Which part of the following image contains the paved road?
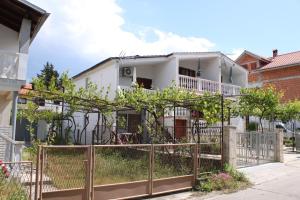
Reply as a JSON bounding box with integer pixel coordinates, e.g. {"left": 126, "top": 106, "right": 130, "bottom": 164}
{"left": 151, "top": 152, "right": 300, "bottom": 200}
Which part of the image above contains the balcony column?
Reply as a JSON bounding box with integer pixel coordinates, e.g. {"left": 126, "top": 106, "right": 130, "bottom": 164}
{"left": 219, "top": 57, "right": 222, "bottom": 94}
{"left": 10, "top": 91, "right": 18, "bottom": 161}
{"left": 132, "top": 67, "right": 137, "bottom": 84}
{"left": 18, "top": 18, "right": 31, "bottom": 80}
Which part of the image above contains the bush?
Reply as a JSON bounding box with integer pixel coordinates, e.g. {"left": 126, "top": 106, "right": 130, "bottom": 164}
{"left": 199, "top": 164, "right": 250, "bottom": 192}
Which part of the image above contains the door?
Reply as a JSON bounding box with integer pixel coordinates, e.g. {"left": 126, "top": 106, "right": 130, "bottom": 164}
{"left": 175, "top": 119, "right": 187, "bottom": 139}
{"left": 128, "top": 114, "right": 141, "bottom": 133}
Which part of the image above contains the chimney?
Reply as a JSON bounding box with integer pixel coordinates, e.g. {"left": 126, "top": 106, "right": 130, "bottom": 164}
{"left": 273, "top": 49, "right": 278, "bottom": 57}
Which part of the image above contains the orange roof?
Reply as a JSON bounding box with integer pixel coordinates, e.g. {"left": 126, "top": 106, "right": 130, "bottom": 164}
{"left": 260, "top": 51, "right": 300, "bottom": 70}
{"left": 19, "top": 84, "right": 32, "bottom": 95}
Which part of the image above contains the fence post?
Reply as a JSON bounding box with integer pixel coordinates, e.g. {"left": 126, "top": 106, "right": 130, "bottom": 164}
{"left": 275, "top": 129, "right": 284, "bottom": 162}
{"left": 193, "top": 143, "right": 198, "bottom": 186}
{"left": 149, "top": 144, "right": 154, "bottom": 195}
{"left": 34, "top": 145, "right": 41, "bottom": 200}
{"left": 222, "top": 126, "right": 237, "bottom": 168}
{"left": 85, "top": 146, "right": 93, "bottom": 200}
{"left": 256, "top": 132, "right": 260, "bottom": 165}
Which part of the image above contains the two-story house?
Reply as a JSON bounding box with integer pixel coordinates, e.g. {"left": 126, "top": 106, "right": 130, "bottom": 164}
{"left": 0, "top": 0, "right": 48, "bottom": 161}
{"left": 72, "top": 52, "right": 248, "bottom": 144}
{"left": 236, "top": 49, "right": 300, "bottom": 102}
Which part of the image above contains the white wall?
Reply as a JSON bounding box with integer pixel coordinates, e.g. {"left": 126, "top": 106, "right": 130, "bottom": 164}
{"left": 74, "top": 60, "right": 118, "bottom": 100}
{"left": 200, "top": 58, "right": 220, "bottom": 82}
{"left": 0, "top": 24, "right": 19, "bottom": 52}
{"left": 154, "top": 57, "right": 177, "bottom": 89}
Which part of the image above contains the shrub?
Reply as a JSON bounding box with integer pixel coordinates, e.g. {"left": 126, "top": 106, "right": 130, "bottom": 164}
{"left": 199, "top": 164, "right": 250, "bottom": 192}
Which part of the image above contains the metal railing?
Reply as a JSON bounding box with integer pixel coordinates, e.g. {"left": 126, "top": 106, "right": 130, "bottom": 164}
{"left": 236, "top": 131, "right": 275, "bottom": 168}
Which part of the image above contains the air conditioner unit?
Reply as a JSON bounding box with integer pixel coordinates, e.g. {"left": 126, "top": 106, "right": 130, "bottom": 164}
{"left": 122, "top": 67, "right": 133, "bottom": 77}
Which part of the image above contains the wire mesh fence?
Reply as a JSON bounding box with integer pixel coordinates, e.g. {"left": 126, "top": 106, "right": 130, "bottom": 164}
{"left": 36, "top": 143, "right": 222, "bottom": 200}
{"left": 93, "top": 145, "right": 151, "bottom": 185}
{"left": 153, "top": 144, "right": 195, "bottom": 179}
{"left": 0, "top": 161, "right": 33, "bottom": 200}
{"left": 191, "top": 127, "right": 222, "bottom": 175}
{"left": 41, "top": 146, "right": 88, "bottom": 192}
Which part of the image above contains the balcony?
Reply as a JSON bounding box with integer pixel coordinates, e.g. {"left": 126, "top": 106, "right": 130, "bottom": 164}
{"left": 178, "top": 75, "right": 241, "bottom": 95}
{"left": 0, "top": 51, "right": 28, "bottom": 80}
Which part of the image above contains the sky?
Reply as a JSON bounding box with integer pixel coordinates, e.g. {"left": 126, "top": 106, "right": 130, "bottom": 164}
{"left": 27, "top": 0, "right": 300, "bottom": 80}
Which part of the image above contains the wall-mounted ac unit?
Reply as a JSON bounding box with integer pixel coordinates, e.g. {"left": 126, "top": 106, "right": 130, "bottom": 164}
{"left": 122, "top": 67, "right": 133, "bottom": 77}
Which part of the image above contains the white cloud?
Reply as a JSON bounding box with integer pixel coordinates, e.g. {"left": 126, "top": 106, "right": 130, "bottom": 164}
{"left": 30, "top": 0, "right": 215, "bottom": 59}
{"left": 227, "top": 48, "right": 245, "bottom": 60}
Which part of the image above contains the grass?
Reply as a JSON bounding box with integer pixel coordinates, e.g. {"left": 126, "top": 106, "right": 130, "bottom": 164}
{"left": 43, "top": 147, "right": 194, "bottom": 189}
{"left": 0, "top": 176, "right": 28, "bottom": 200}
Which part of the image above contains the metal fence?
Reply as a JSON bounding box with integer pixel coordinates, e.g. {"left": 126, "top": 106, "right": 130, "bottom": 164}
{"left": 0, "top": 161, "right": 33, "bottom": 200}
{"left": 236, "top": 131, "right": 276, "bottom": 168}
{"left": 192, "top": 127, "right": 222, "bottom": 174}
{"left": 35, "top": 143, "right": 220, "bottom": 200}
{"left": 296, "top": 133, "right": 300, "bottom": 152}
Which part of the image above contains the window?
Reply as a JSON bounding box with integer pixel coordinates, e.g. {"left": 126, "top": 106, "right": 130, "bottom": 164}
{"left": 179, "top": 67, "right": 196, "bottom": 77}
{"left": 250, "top": 63, "right": 257, "bottom": 70}
{"left": 136, "top": 77, "right": 152, "bottom": 89}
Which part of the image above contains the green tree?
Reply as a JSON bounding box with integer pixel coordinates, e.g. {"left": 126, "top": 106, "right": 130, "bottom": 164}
{"left": 37, "top": 62, "right": 60, "bottom": 89}
{"left": 238, "top": 86, "right": 282, "bottom": 132}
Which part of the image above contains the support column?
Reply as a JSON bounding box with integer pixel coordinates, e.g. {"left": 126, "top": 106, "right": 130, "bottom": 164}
{"left": 18, "top": 18, "right": 31, "bottom": 80}
{"left": 11, "top": 91, "right": 18, "bottom": 161}
{"left": 222, "top": 125, "right": 237, "bottom": 168}
{"left": 275, "top": 129, "right": 284, "bottom": 162}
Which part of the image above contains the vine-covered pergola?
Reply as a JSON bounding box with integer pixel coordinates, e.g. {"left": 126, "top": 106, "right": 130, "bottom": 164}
{"left": 18, "top": 72, "right": 292, "bottom": 146}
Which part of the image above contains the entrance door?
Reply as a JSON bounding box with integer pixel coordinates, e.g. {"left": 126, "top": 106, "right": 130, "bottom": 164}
{"left": 175, "top": 119, "right": 187, "bottom": 139}
{"left": 128, "top": 114, "right": 141, "bottom": 133}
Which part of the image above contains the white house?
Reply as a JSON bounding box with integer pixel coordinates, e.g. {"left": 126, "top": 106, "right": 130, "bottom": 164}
{"left": 0, "top": 0, "right": 49, "bottom": 161}
{"left": 72, "top": 52, "right": 248, "bottom": 144}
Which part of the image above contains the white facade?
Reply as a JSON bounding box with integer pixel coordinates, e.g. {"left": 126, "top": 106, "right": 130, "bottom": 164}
{"left": 72, "top": 52, "right": 248, "bottom": 144}
{"left": 0, "top": 1, "right": 48, "bottom": 161}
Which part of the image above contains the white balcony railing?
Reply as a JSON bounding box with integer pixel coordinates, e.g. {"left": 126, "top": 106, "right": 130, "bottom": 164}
{"left": 221, "top": 83, "right": 241, "bottom": 96}
{"left": 178, "top": 75, "right": 241, "bottom": 95}
{"left": 0, "top": 51, "right": 28, "bottom": 80}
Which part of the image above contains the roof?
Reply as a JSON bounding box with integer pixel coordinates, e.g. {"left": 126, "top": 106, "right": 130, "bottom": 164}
{"left": 19, "top": 83, "right": 32, "bottom": 95}
{"left": 72, "top": 51, "right": 226, "bottom": 79}
{"left": 259, "top": 51, "right": 300, "bottom": 70}
{"left": 235, "top": 50, "right": 271, "bottom": 63}
{"left": 0, "top": 0, "right": 49, "bottom": 43}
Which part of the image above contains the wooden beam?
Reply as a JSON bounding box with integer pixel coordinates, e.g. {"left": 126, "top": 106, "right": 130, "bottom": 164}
{"left": 0, "top": 15, "right": 20, "bottom": 31}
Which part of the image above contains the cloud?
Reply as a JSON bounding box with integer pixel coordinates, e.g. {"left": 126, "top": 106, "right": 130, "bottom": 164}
{"left": 29, "top": 0, "right": 215, "bottom": 59}
{"left": 227, "top": 48, "right": 245, "bottom": 60}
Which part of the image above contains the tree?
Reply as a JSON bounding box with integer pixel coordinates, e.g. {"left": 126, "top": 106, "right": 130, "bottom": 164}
{"left": 37, "top": 62, "right": 60, "bottom": 89}
{"left": 238, "top": 86, "right": 282, "bottom": 132}
{"left": 277, "top": 100, "right": 300, "bottom": 123}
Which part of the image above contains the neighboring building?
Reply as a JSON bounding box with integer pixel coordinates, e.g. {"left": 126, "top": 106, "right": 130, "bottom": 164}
{"left": 72, "top": 52, "right": 248, "bottom": 144}
{"left": 0, "top": 0, "right": 49, "bottom": 161}
{"left": 236, "top": 49, "right": 300, "bottom": 102}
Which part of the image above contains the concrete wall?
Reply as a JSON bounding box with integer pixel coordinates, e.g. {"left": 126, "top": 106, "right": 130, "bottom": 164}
{"left": 0, "top": 24, "right": 19, "bottom": 52}
{"left": 199, "top": 58, "right": 220, "bottom": 82}
{"left": 178, "top": 58, "right": 220, "bottom": 82}
{"left": 74, "top": 60, "right": 118, "bottom": 100}
{"left": 154, "top": 57, "right": 177, "bottom": 88}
